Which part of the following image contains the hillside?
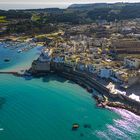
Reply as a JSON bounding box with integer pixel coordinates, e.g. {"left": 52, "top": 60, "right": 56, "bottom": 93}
{"left": 1, "top": 3, "right": 140, "bottom": 27}
{"left": 68, "top": 2, "right": 139, "bottom": 10}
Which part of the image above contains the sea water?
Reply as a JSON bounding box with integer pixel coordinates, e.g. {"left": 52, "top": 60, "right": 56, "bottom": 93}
{"left": 0, "top": 42, "right": 42, "bottom": 72}
{"left": 0, "top": 43, "right": 140, "bottom": 140}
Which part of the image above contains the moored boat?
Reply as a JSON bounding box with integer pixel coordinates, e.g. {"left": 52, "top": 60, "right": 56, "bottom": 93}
{"left": 4, "top": 58, "right": 10, "bottom": 62}
{"left": 72, "top": 123, "right": 79, "bottom": 130}
{"left": 17, "top": 49, "right": 22, "bottom": 53}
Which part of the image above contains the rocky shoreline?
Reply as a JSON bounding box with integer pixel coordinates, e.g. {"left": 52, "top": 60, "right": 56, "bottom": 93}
{"left": 32, "top": 63, "right": 140, "bottom": 116}
{"left": 47, "top": 62, "right": 140, "bottom": 116}
{"left": 1, "top": 67, "right": 140, "bottom": 116}
{"left": 61, "top": 73, "right": 140, "bottom": 116}
{"left": 92, "top": 94, "right": 140, "bottom": 116}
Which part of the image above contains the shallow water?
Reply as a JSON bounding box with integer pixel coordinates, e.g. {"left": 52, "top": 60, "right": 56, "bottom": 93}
{"left": 0, "top": 42, "right": 42, "bottom": 72}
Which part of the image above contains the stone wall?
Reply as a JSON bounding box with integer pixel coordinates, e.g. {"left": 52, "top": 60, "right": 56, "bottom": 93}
{"left": 32, "top": 60, "right": 51, "bottom": 72}
{"left": 51, "top": 62, "right": 140, "bottom": 115}
{"left": 31, "top": 61, "right": 140, "bottom": 115}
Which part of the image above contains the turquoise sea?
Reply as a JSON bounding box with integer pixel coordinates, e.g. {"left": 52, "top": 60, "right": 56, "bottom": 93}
{"left": 0, "top": 42, "right": 42, "bottom": 72}
{"left": 0, "top": 43, "right": 140, "bottom": 140}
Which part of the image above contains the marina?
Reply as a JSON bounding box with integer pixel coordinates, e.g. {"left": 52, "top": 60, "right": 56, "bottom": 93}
{"left": 0, "top": 42, "right": 42, "bottom": 72}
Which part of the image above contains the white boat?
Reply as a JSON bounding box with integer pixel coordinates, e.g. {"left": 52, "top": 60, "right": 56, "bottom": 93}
{"left": 17, "top": 49, "right": 22, "bottom": 53}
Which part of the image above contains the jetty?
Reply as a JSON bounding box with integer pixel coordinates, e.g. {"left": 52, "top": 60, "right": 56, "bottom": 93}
{"left": 0, "top": 72, "right": 23, "bottom": 77}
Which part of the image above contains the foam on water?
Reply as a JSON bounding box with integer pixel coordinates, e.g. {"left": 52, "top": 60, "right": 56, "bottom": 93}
{"left": 107, "top": 125, "right": 131, "bottom": 139}
{"left": 96, "top": 131, "right": 111, "bottom": 140}
{"left": 114, "top": 119, "right": 137, "bottom": 134}
{"left": 96, "top": 107, "right": 140, "bottom": 140}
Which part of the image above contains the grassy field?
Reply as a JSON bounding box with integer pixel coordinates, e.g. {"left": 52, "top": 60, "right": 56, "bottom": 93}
{"left": 0, "top": 16, "right": 8, "bottom": 23}
{"left": 31, "top": 14, "right": 41, "bottom": 21}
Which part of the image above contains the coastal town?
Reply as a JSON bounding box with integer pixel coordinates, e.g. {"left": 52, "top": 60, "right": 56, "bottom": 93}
{"left": 30, "top": 20, "right": 140, "bottom": 101}
{"left": 1, "top": 2, "right": 140, "bottom": 140}
{"left": 0, "top": 4, "right": 140, "bottom": 115}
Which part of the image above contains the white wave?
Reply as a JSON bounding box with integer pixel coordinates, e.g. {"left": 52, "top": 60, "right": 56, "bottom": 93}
{"left": 109, "top": 107, "right": 140, "bottom": 127}
{"left": 109, "top": 107, "right": 140, "bottom": 122}
{"left": 96, "top": 107, "right": 140, "bottom": 139}
{"left": 0, "top": 128, "right": 4, "bottom": 131}
{"left": 96, "top": 131, "right": 111, "bottom": 140}
{"left": 107, "top": 124, "right": 131, "bottom": 140}
{"left": 114, "top": 119, "right": 137, "bottom": 134}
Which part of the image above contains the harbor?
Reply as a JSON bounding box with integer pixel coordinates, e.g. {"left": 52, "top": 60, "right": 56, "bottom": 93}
{"left": 0, "top": 41, "right": 42, "bottom": 72}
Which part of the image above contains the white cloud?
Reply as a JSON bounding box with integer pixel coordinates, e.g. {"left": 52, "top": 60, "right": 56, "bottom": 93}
{"left": 0, "top": 0, "right": 140, "bottom": 4}
{"left": 0, "top": 0, "right": 140, "bottom": 10}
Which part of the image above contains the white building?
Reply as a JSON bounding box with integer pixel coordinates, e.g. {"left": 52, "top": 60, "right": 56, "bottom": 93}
{"left": 129, "top": 94, "right": 140, "bottom": 102}
{"left": 38, "top": 49, "right": 52, "bottom": 62}
{"left": 53, "top": 56, "right": 64, "bottom": 63}
{"left": 98, "top": 68, "right": 112, "bottom": 78}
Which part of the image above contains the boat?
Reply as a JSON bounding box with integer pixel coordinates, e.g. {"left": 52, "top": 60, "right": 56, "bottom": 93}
{"left": 4, "top": 58, "right": 10, "bottom": 62}
{"left": 24, "top": 71, "right": 32, "bottom": 76}
{"left": 17, "top": 49, "right": 22, "bottom": 53}
{"left": 72, "top": 123, "right": 79, "bottom": 130}
{"left": 4, "top": 45, "right": 8, "bottom": 48}
{"left": 83, "top": 124, "right": 91, "bottom": 128}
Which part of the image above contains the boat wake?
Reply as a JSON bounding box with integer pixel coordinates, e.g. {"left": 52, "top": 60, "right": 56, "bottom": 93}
{"left": 96, "top": 107, "right": 140, "bottom": 140}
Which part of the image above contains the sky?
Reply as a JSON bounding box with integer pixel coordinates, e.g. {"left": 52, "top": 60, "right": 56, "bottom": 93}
{"left": 0, "top": 0, "right": 140, "bottom": 10}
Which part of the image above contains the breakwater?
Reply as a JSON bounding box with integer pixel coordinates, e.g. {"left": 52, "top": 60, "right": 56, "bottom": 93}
{"left": 0, "top": 71, "right": 22, "bottom": 77}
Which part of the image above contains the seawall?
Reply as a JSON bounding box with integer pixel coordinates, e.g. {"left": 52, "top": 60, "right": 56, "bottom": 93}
{"left": 31, "top": 61, "right": 140, "bottom": 115}
{"left": 51, "top": 62, "right": 140, "bottom": 115}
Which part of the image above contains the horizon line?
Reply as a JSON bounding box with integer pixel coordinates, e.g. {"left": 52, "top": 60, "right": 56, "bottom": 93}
{"left": 0, "top": 2, "right": 140, "bottom": 10}
{"left": 1, "top": 1, "right": 140, "bottom": 4}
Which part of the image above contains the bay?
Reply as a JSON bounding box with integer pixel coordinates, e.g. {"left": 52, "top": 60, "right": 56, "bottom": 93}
{"left": 0, "top": 43, "right": 140, "bottom": 140}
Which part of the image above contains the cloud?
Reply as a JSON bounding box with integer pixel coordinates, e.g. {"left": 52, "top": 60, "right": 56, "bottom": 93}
{"left": 0, "top": 0, "right": 139, "bottom": 4}
{"left": 0, "top": 0, "right": 140, "bottom": 10}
